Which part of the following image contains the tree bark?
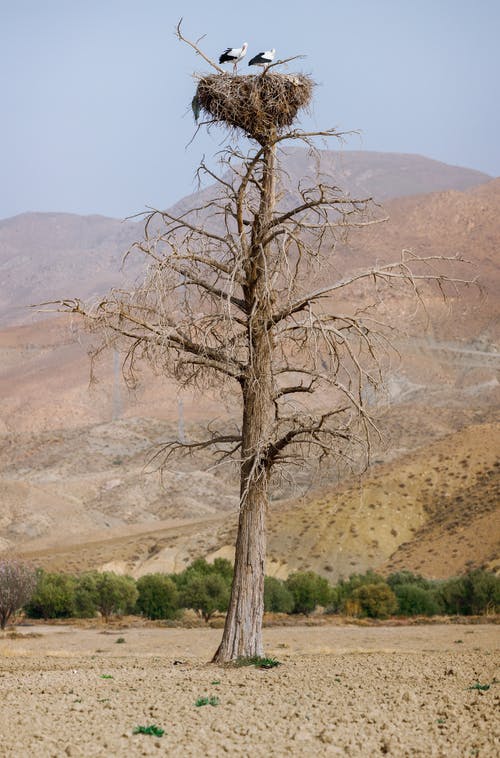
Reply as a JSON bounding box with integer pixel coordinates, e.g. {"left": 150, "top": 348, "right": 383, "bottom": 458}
{"left": 213, "top": 139, "right": 276, "bottom": 662}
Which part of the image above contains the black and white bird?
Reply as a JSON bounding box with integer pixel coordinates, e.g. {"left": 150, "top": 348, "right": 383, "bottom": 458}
{"left": 248, "top": 49, "right": 276, "bottom": 69}
{"left": 219, "top": 42, "right": 248, "bottom": 73}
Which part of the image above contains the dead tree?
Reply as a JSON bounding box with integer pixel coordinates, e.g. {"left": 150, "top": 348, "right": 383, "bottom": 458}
{"left": 59, "top": 26, "right": 474, "bottom": 662}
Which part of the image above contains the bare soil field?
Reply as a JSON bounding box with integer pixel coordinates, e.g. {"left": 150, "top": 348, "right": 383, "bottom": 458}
{"left": 0, "top": 622, "right": 498, "bottom": 757}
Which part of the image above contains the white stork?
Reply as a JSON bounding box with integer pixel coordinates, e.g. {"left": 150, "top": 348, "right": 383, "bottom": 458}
{"left": 219, "top": 42, "right": 248, "bottom": 73}
{"left": 248, "top": 49, "right": 276, "bottom": 69}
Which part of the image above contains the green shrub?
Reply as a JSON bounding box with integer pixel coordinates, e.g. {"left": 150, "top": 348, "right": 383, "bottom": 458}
{"left": 285, "top": 571, "right": 333, "bottom": 614}
{"left": 174, "top": 557, "right": 233, "bottom": 622}
{"left": 180, "top": 558, "right": 233, "bottom": 581}
{"left": 329, "top": 570, "right": 386, "bottom": 613}
{"left": 210, "top": 558, "right": 234, "bottom": 581}
{"left": 92, "top": 572, "right": 138, "bottom": 621}
{"left": 24, "top": 571, "right": 76, "bottom": 619}
{"left": 350, "top": 583, "right": 398, "bottom": 619}
{"left": 465, "top": 569, "right": 500, "bottom": 614}
{"left": 439, "top": 570, "right": 500, "bottom": 615}
{"left": 387, "top": 570, "right": 434, "bottom": 591}
{"left": 73, "top": 572, "right": 100, "bottom": 618}
{"left": 264, "top": 576, "right": 294, "bottom": 613}
{"left": 179, "top": 572, "right": 230, "bottom": 622}
{"left": 394, "top": 584, "right": 443, "bottom": 617}
{"left": 136, "top": 574, "right": 179, "bottom": 620}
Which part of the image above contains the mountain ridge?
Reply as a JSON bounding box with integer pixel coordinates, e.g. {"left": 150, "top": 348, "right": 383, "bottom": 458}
{"left": 0, "top": 151, "right": 498, "bottom": 579}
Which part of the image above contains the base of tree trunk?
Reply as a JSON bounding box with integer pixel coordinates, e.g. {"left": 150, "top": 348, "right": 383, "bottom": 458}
{"left": 212, "top": 486, "right": 267, "bottom": 663}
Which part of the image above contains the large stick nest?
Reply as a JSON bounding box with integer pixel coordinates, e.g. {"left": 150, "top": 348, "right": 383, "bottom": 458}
{"left": 195, "top": 72, "right": 313, "bottom": 144}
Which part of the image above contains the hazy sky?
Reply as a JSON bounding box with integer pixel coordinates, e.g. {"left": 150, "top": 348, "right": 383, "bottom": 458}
{"left": 1, "top": 0, "right": 499, "bottom": 220}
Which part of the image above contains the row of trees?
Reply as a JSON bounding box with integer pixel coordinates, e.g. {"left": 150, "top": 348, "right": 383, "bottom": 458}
{"left": 1, "top": 558, "right": 498, "bottom": 628}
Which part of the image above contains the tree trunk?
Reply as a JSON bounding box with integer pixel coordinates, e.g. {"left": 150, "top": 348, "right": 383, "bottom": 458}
{"left": 213, "top": 139, "right": 276, "bottom": 662}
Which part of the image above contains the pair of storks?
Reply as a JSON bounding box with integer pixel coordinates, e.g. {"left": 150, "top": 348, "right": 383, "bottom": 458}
{"left": 219, "top": 43, "right": 275, "bottom": 73}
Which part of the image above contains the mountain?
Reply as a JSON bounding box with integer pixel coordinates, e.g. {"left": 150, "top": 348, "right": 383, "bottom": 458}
{"left": 277, "top": 148, "right": 492, "bottom": 201}
{"left": 0, "top": 153, "right": 498, "bottom": 579}
{"left": 12, "top": 419, "right": 500, "bottom": 580}
{"left": 0, "top": 212, "right": 139, "bottom": 326}
{"left": 0, "top": 151, "right": 493, "bottom": 327}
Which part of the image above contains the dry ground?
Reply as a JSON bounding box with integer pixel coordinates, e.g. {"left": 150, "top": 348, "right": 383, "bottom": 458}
{"left": 0, "top": 622, "right": 498, "bottom": 757}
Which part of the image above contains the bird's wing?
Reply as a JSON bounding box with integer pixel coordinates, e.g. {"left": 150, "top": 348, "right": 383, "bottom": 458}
{"left": 248, "top": 52, "right": 264, "bottom": 65}
{"left": 191, "top": 94, "right": 200, "bottom": 122}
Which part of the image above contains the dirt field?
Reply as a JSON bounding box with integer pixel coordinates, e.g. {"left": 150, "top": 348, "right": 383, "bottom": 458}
{"left": 0, "top": 622, "right": 498, "bottom": 756}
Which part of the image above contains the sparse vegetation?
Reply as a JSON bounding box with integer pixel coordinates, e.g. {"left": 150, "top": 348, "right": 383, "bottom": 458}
{"left": 467, "top": 682, "right": 490, "bottom": 692}
{"left": 234, "top": 656, "right": 281, "bottom": 669}
{"left": 195, "top": 696, "right": 219, "bottom": 707}
{"left": 133, "top": 724, "right": 165, "bottom": 736}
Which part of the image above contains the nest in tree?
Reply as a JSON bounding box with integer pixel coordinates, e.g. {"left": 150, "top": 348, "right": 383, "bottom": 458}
{"left": 195, "top": 72, "right": 313, "bottom": 144}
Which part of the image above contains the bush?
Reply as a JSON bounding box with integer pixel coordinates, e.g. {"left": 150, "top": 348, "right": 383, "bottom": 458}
{"left": 285, "top": 571, "right": 333, "bottom": 614}
{"left": 350, "top": 583, "right": 398, "bottom": 619}
{"left": 73, "top": 572, "right": 100, "bottom": 618}
{"left": 173, "top": 558, "right": 233, "bottom": 622}
{"left": 439, "top": 570, "right": 500, "bottom": 615}
{"left": 329, "top": 570, "right": 386, "bottom": 613}
{"left": 0, "top": 559, "right": 38, "bottom": 630}
{"left": 92, "top": 572, "right": 138, "bottom": 621}
{"left": 179, "top": 572, "right": 230, "bottom": 622}
{"left": 394, "top": 584, "right": 443, "bottom": 617}
{"left": 387, "top": 570, "right": 434, "bottom": 591}
{"left": 25, "top": 571, "right": 76, "bottom": 619}
{"left": 210, "top": 558, "right": 234, "bottom": 582}
{"left": 465, "top": 569, "right": 500, "bottom": 614}
{"left": 136, "top": 574, "right": 179, "bottom": 620}
{"left": 180, "top": 557, "right": 233, "bottom": 580}
{"left": 264, "top": 576, "right": 294, "bottom": 613}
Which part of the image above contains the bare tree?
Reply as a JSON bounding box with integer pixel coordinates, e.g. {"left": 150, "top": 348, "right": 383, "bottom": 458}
{"left": 58, "top": 27, "right": 473, "bottom": 662}
{"left": 0, "top": 559, "right": 37, "bottom": 630}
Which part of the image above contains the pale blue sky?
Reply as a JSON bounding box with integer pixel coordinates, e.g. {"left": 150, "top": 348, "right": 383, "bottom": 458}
{"left": 1, "top": 0, "right": 499, "bottom": 220}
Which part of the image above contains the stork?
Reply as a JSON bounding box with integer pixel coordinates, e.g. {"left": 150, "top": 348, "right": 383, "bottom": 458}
{"left": 219, "top": 42, "right": 248, "bottom": 73}
{"left": 248, "top": 49, "right": 276, "bottom": 69}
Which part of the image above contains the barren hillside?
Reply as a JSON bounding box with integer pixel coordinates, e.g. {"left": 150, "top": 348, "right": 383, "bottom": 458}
{"left": 0, "top": 158, "right": 498, "bottom": 580}
{"left": 12, "top": 420, "right": 499, "bottom": 582}
{"left": 0, "top": 151, "right": 492, "bottom": 327}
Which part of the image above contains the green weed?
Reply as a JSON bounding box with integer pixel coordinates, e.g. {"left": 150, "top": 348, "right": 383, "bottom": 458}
{"left": 234, "top": 656, "right": 281, "bottom": 669}
{"left": 133, "top": 724, "right": 165, "bottom": 737}
{"left": 467, "top": 682, "right": 490, "bottom": 691}
{"left": 195, "top": 696, "right": 219, "bottom": 707}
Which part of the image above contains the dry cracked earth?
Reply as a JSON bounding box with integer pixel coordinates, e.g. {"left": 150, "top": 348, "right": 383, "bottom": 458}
{"left": 0, "top": 622, "right": 498, "bottom": 757}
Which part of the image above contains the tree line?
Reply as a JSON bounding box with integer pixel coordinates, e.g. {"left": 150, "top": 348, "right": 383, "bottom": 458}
{"left": 1, "top": 558, "right": 498, "bottom": 629}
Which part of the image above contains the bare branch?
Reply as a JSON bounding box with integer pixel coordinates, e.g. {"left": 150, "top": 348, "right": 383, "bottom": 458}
{"left": 175, "top": 18, "right": 225, "bottom": 74}
{"left": 269, "top": 254, "right": 474, "bottom": 326}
